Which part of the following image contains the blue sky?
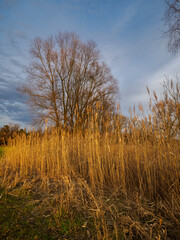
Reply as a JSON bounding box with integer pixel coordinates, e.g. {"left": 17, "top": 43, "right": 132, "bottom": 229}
{"left": 0, "top": 0, "right": 180, "bottom": 128}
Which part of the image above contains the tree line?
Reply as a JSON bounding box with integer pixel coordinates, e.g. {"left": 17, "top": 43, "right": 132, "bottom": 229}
{"left": 0, "top": 124, "right": 27, "bottom": 145}
{"left": 1, "top": 75, "right": 179, "bottom": 146}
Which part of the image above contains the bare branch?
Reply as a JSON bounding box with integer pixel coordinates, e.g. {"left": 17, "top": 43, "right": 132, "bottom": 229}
{"left": 164, "top": 0, "right": 180, "bottom": 53}
{"left": 20, "top": 32, "right": 119, "bottom": 128}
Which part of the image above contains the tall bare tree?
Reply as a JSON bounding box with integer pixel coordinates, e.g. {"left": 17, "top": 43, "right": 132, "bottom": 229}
{"left": 21, "top": 33, "right": 119, "bottom": 128}
{"left": 164, "top": 0, "right": 180, "bottom": 53}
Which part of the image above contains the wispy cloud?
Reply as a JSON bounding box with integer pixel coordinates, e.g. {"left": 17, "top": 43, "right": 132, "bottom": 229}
{"left": 12, "top": 30, "right": 28, "bottom": 39}
{"left": 0, "top": 106, "right": 31, "bottom": 127}
{"left": 113, "top": 2, "right": 139, "bottom": 34}
{"left": 123, "top": 55, "right": 180, "bottom": 113}
{"left": 146, "top": 55, "right": 180, "bottom": 93}
{"left": 0, "top": 113, "right": 31, "bottom": 129}
{"left": 0, "top": 98, "right": 31, "bottom": 128}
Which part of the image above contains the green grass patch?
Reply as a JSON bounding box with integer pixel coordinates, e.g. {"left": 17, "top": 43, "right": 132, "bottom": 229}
{"left": 0, "top": 188, "right": 89, "bottom": 239}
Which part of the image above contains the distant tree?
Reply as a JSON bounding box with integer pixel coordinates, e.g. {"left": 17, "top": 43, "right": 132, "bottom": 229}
{"left": 20, "top": 32, "right": 119, "bottom": 128}
{"left": 164, "top": 0, "right": 180, "bottom": 53}
{"left": 148, "top": 77, "right": 180, "bottom": 138}
{"left": 0, "top": 124, "right": 26, "bottom": 145}
{"left": 0, "top": 125, "right": 10, "bottom": 145}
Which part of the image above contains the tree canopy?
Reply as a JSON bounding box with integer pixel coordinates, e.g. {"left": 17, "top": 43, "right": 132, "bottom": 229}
{"left": 21, "top": 32, "right": 119, "bottom": 128}
{"left": 164, "top": 0, "right": 180, "bottom": 53}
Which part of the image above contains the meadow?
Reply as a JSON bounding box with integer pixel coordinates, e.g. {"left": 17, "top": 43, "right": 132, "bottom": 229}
{"left": 0, "top": 111, "right": 179, "bottom": 239}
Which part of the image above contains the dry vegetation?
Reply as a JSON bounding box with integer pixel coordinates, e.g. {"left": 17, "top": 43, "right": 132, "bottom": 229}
{"left": 0, "top": 102, "right": 179, "bottom": 240}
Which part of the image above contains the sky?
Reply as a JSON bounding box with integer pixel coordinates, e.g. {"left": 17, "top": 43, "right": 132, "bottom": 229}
{"left": 0, "top": 0, "right": 180, "bottom": 128}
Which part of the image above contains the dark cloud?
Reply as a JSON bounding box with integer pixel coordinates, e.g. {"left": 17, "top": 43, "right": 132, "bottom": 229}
{"left": 0, "top": 85, "right": 21, "bottom": 102}
{"left": 0, "top": 75, "right": 31, "bottom": 127}
{"left": 0, "top": 101, "right": 31, "bottom": 127}
{"left": 0, "top": 74, "right": 27, "bottom": 99}
{"left": 12, "top": 109, "right": 30, "bottom": 123}
{"left": 0, "top": 102, "right": 32, "bottom": 127}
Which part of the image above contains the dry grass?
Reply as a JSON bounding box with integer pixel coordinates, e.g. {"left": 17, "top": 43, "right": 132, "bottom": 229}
{"left": 0, "top": 112, "right": 179, "bottom": 239}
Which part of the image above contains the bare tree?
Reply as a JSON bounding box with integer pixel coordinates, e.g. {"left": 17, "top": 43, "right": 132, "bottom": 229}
{"left": 21, "top": 33, "right": 119, "bottom": 128}
{"left": 164, "top": 0, "right": 180, "bottom": 53}
{"left": 149, "top": 77, "right": 180, "bottom": 138}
